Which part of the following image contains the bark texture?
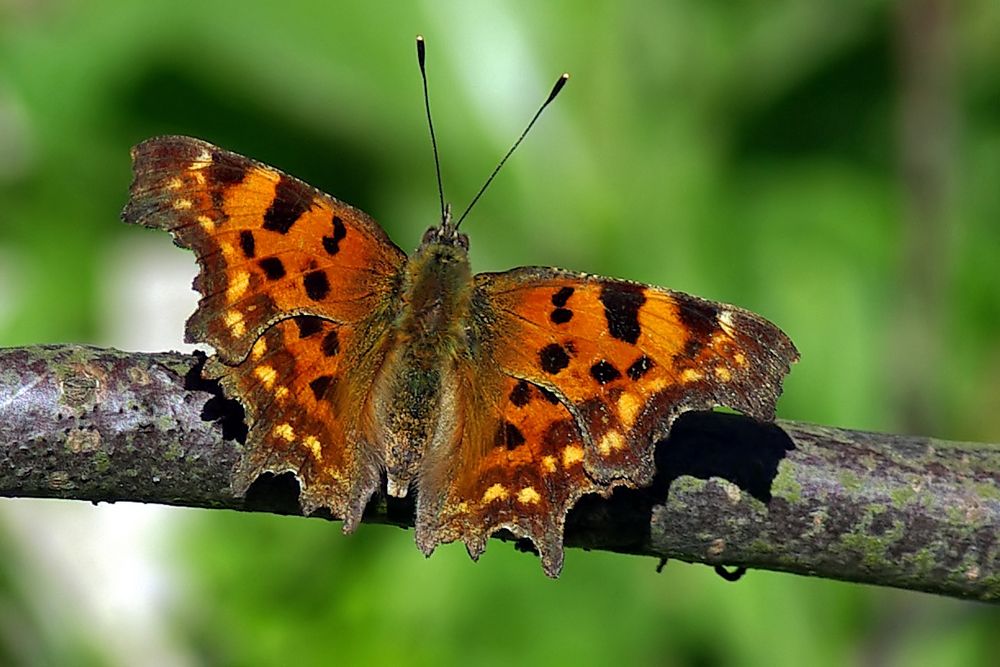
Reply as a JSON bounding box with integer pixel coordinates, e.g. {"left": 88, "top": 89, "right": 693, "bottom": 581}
{"left": 0, "top": 345, "right": 997, "bottom": 602}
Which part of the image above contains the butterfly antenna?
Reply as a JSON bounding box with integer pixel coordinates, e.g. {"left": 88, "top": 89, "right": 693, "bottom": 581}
{"left": 417, "top": 36, "right": 447, "bottom": 224}
{"left": 454, "top": 72, "right": 569, "bottom": 230}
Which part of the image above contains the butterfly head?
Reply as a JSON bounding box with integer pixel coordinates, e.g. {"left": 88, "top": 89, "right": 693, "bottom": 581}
{"left": 420, "top": 204, "right": 469, "bottom": 252}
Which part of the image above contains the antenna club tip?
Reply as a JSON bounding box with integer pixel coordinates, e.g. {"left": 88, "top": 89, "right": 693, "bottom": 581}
{"left": 546, "top": 73, "right": 569, "bottom": 102}
{"left": 416, "top": 34, "right": 424, "bottom": 42}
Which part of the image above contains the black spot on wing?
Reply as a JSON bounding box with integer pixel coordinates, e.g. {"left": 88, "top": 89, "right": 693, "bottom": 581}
{"left": 495, "top": 422, "right": 526, "bottom": 450}
{"left": 321, "top": 330, "right": 340, "bottom": 357}
{"left": 509, "top": 380, "right": 533, "bottom": 407}
{"left": 239, "top": 230, "right": 256, "bottom": 258}
{"left": 590, "top": 360, "right": 622, "bottom": 385}
{"left": 550, "top": 308, "right": 573, "bottom": 324}
{"left": 539, "top": 343, "right": 570, "bottom": 375}
{"left": 258, "top": 257, "right": 285, "bottom": 280}
{"left": 263, "top": 176, "right": 311, "bottom": 234}
{"left": 322, "top": 215, "right": 348, "bottom": 255}
{"left": 205, "top": 151, "right": 249, "bottom": 186}
{"left": 599, "top": 282, "right": 646, "bottom": 344}
{"left": 551, "top": 286, "right": 574, "bottom": 308}
{"left": 295, "top": 317, "right": 322, "bottom": 338}
{"left": 627, "top": 355, "right": 654, "bottom": 381}
{"left": 309, "top": 375, "right": 334, "bottom": 401}
{"left": 304, "top": 270, "right": 330, "bottom": 301}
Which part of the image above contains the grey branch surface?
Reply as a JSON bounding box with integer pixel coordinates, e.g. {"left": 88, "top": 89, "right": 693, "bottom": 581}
{"left": 1, "top": 345, "right": 997, "bottom": 602}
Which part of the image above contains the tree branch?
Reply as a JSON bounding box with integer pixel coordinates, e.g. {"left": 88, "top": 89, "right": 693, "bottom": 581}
{"left": 1, "top": 345, "right": 996, "bottom": 602}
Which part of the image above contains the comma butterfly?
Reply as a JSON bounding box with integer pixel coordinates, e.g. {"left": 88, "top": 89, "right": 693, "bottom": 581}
{"left": 122, "top": 43, "right": 797, "bottom": 576}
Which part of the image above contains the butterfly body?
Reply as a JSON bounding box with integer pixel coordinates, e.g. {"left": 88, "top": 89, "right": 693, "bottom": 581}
{"left": 123, "top": 135, "right": 798, "bottom": 576}
{"left": 371, "top": 222, "right": 474, "bottom": 497}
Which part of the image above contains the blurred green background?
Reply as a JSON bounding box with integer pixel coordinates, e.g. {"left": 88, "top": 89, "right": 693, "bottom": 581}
{"left": 2, "top": 0, "right": 999, "bottom": 665}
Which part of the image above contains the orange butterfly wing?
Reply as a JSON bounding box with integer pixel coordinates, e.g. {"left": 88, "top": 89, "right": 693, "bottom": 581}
{"left": 416, "top": 373, "right": 598, "bottom": 575}
{"left": 123, "top": 136, "right": 406, "bottom": 363}
{"left": 479, "top": 268, "right": 798, "bottom": 482}
{"left": 123, "top": 136, "right": 406, "bottom": 527}
{"left": 418, "top": 267, "right": 798, "bottom": 575}
{"left": 203, "top": 315, "right": 397, "bottom": 528}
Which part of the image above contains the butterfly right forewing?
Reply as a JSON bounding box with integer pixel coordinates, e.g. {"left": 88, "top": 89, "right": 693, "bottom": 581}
{"left": 123, "top": 135, "right": 406, "bottom": 364}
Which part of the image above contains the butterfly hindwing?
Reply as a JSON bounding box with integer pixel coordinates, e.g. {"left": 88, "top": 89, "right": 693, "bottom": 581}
{"left": 204, "top": 315, "right": 387, "bottom": 529}
{"left": 122, "top": 136, "right": 406, "bottom": 364}
{"left": 415, "top": 374, "right": 600, "bottom": 576}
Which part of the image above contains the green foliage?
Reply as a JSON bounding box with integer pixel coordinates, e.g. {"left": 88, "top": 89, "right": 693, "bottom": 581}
{"left": 2, "top": 0, "right": 999, "bottom": 664}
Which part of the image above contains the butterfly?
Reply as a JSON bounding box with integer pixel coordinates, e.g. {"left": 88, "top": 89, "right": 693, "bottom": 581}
{"left": 122, "top": 130, "right": 797, "bottom": 576}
